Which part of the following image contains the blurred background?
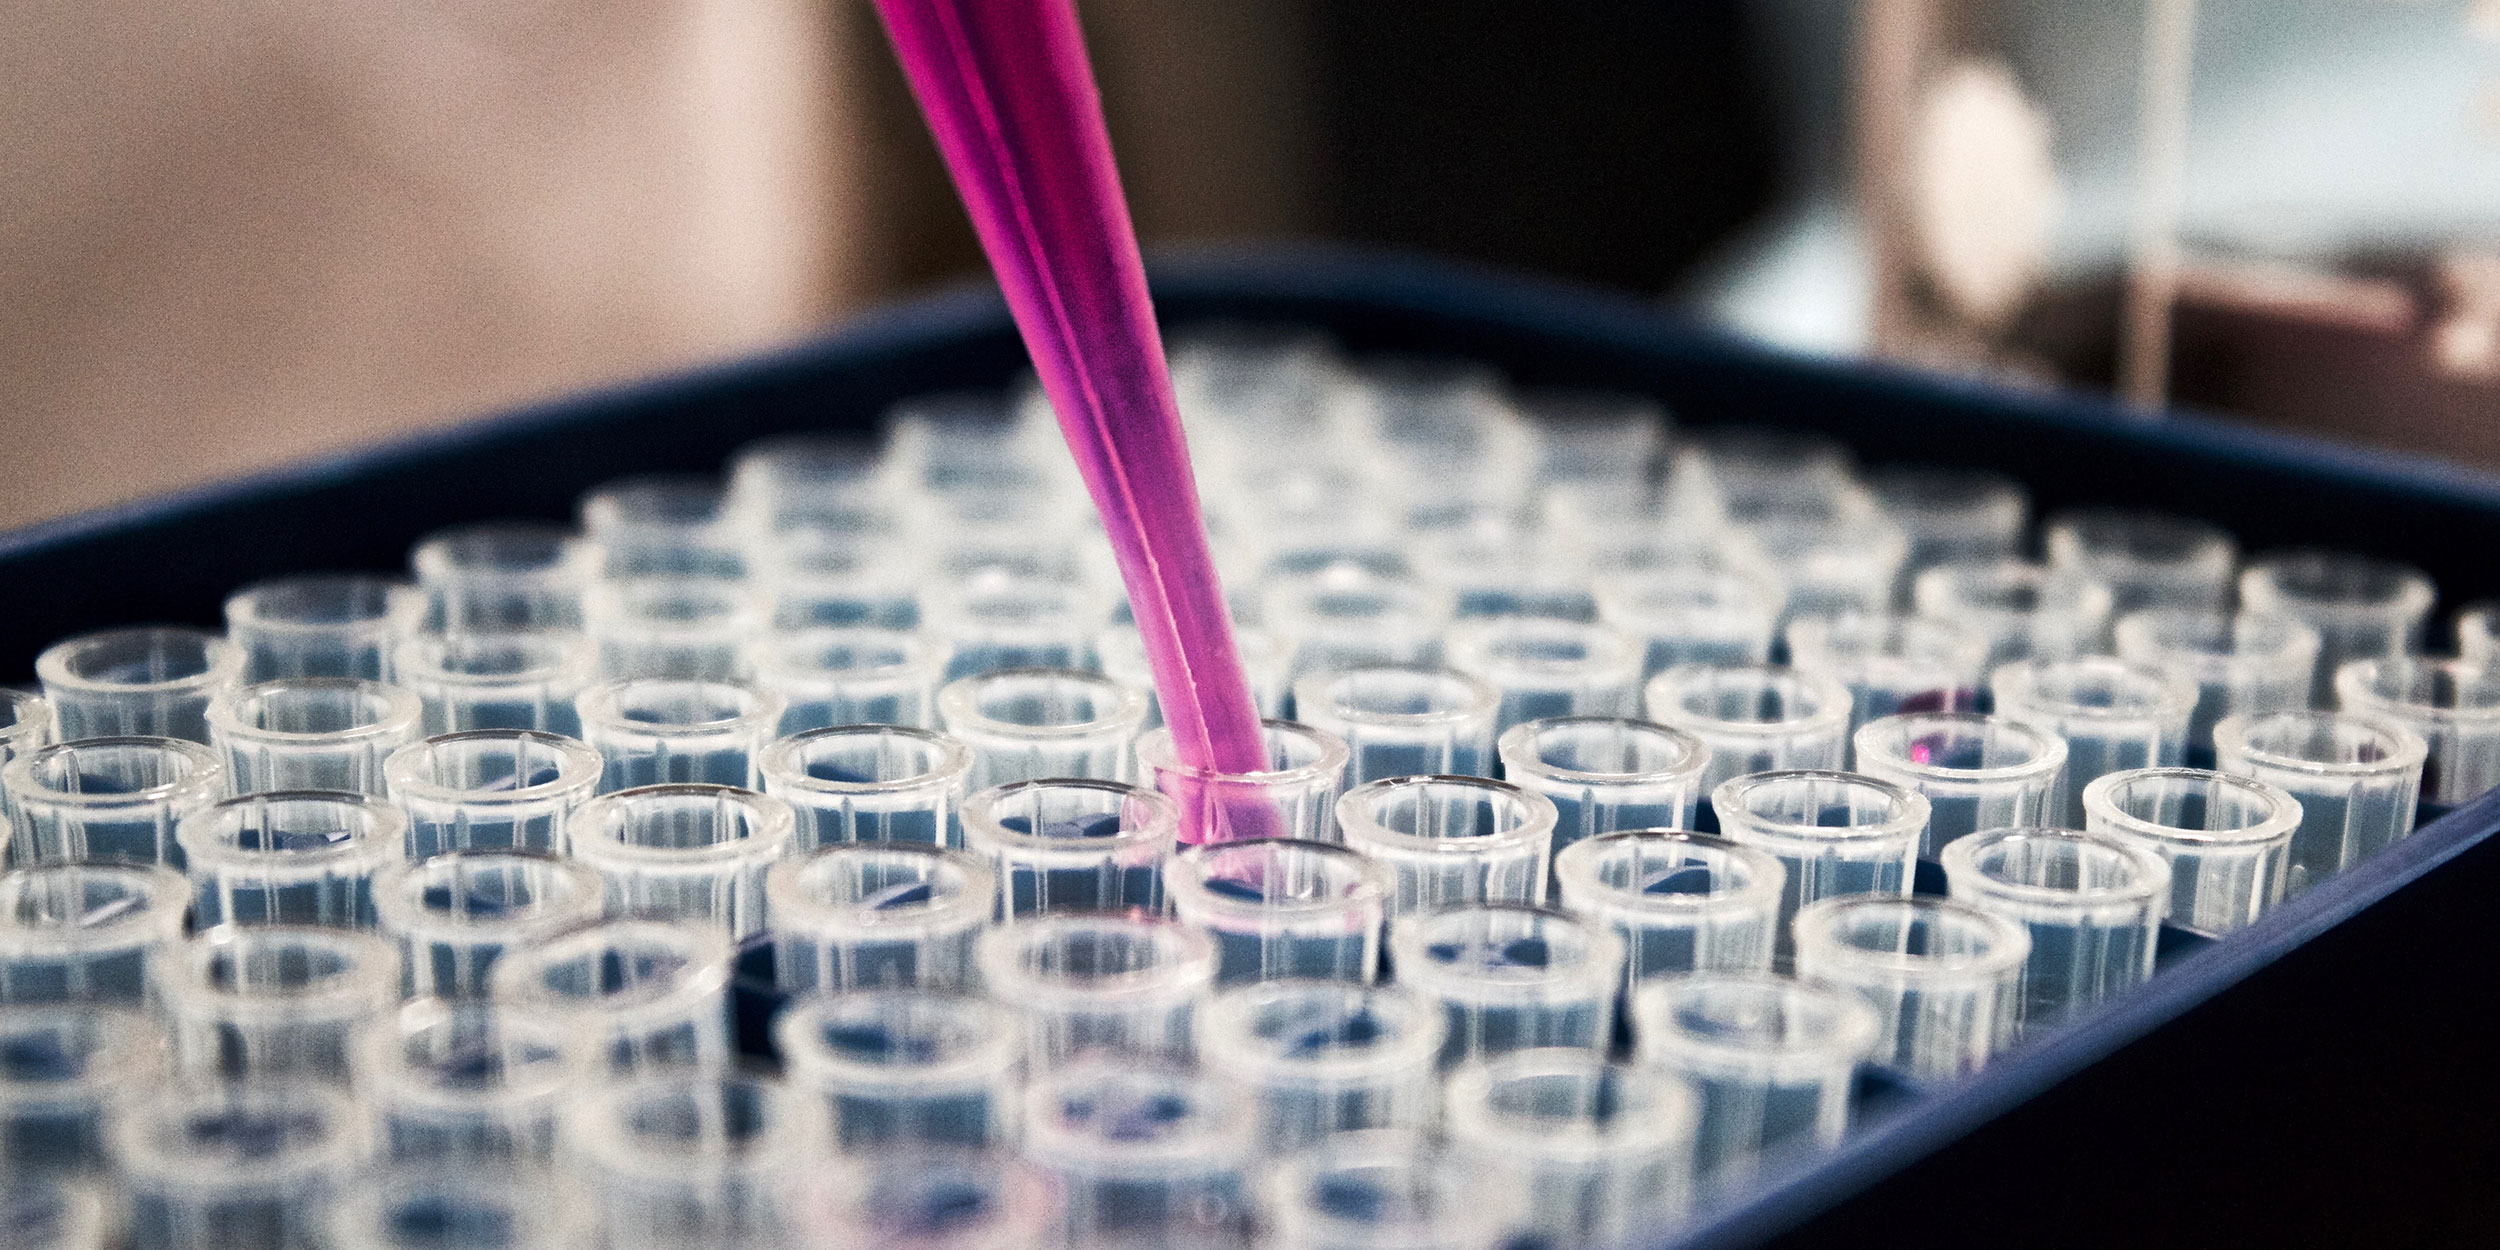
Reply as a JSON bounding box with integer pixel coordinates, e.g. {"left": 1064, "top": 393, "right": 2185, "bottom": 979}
{"left": 4, "top": 0, "right": 2494, "bottom": 529}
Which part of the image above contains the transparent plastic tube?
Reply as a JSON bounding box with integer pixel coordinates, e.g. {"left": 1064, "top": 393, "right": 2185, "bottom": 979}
{"left": 208, "top": 679, "right": 423, "bottom": 796}
{"left": 4, "top": 737, "right": 223, "bottom": 868}
{"left": 1335, "top": 775, "right": 1556, "bottom": 916}
{"left": 328, "top": 1172, "right": 573, "bottom": 1250}
{"left": 492, "top": 917, "right": 733, "bottom": 1074}
{"left": 1941, "top": 828, "right": 2170, "bottom": 1032}
{"left": 0, "top": 1006, "right": 167, "bottom": 1173}
{"left": 1691, "top": 427, "right": 1856, "bottom": 514}
{"left": 0, "top": 1178, "right": 106, "bottom": 1250}
{"left": 389, "top": 631, "right": 595, "bottom": 737}
{"left": 115, "top": 1082, "right": 365, "bottom": 1250}
{"left": 574, "top": 679, "right": 786, "bottom": 792}
{"left": 582, "top": 576, "right": 764, "bottom": 682}
{"left": 1641, "top": 663, "right": 1852, "bottom": 800}
{"left": 1552, "top": 831, "right": 1783, "bottom": 984}
{"left": 1291, "top": 667, "right": 1498, "bottom": 786}
{"left": 2082, "top": 767, "right": 2301, "bottom": 934}
{"left": 383, "top": 730, "right": 602, "bottom": 859}
{"left": 1167, "top": 839, "right": 1388, "bottom": 983}
{"left": 2113, "top": 610, "right": 2321, "bottom": 765}
{"left": 1498, "top": 716, "right": 1711, "bottom": 870}
{"left": 2043, "top": 507, "right": 2238, "bottom": 614}
{"left": 1738, "top": 498, "right": 1910, "bottom": 622}
{"left": 1021, "top": 1061, "right": 1252, "bottom": 1247}
{"left": 1864, "top": 465, "right": 2028, "bottom": 576}
{"left": 1263, "top": 1130, "right": 1509, "bottom": 1250}
{"left": 1783, "top": 614, "right": 1987, "bottom": 738}
{"left": 1446, "top": 618, "right": 1643, "bottom": 735}
{"left": 223, "top": 574, "right": 424, "bottom": 681}
{"left": 921, "top": 571, "right": 1107, "bottom": 679}
{"left": 2214, "top": 711, "right": 2426, "bottom": 894}
{"left": 1708, "top": 770, "right": 1927, "bottom": 968}
{"left": 1136, "top": 719, "right": 1348, "bottom": 846}
{"left": 1910, "top": 559, "right": 2113, "bottom": 668}
{"left": 2459, "top": 601, "right": 2500, "bottom": 665}
{"left": 356, "top": 998, "right": 573, "bottom": 1163}
{"left": 1101, "top": 622, "right": 1291, "bottom": 724}
{"left": 752, "top": 528, "right": 922, "bottom": 632}
{"left": 960, "top": 779, "right": 1176, "bottom": 918}
{"left": 1410, "top": 522, "right": 1598, "bottom": 621}
{"left": 1524, "top": 386, "right": 1666, "bottom": 486}
{"left": 1199, "top": 981, "right": 1444, "bottom": 1150}
{"left": 1592, "top": 565, "right": 1785, "bottom": 676}
{"left": 2240, "top": 550, "right": 2436, "bottom": 705}
{"left": 1851, "top": 713, "right": 2068, "bottom": 857}
{"left": 1990, "top": 657, "right": 2196, "bottom": 822}
{"left": 766, "top": 843, "right": 994, "bottom": 993}
{"left": 1629, "top": 973, "right": 1880, "bottom": 1179}
{"left": 2334, "top": 656, "right": 2500, "bottom": 811}
{"left": 789, "top": 1150, "right": 1055, "bottom": 1250}
{"left": 179, "top": 791, "right": 403, "bottom": 928}
{"left": 36, "top": 626, "right": 245, "bottom": 744}
{"left": 1390, "top": 904, "right": 1621, "bottom": 1067}
{"left": 760, "top": 725, "right": 972, "bottom": 851}
{"left": 0, "top": 862, "right": 188, "bottom": 1004}
{"left": 753, "top": 627, "right": 949, "bottom": 732}
{"left": 164, "top": 925, "right": 397, "bottom": 1084}
{"left": 774, "top": 990, "right": 1023, "bottom": 1150}
{"left": 565, "top": 1073, "right": 808, "bottom": 1250}
{"left": 1792, "top": 896, "right": 2028, "bottom": 1081}
{"left": 569, "top": 784, "right": 794, "bottom": 939}
{"left": 727, "top": 433, "right": 894, "bottom": 529}
{"left": 580, "top": 474, "right": 747, "bottom": 579}
{"left": 937, "top": 668, "right": 1147, "bottom": 788}
{"left": 1263, "top": 566, "right": 1457, "bottom": 677}
{"left": 976, "top": 913, "right": 1215, "bottom": 1067}
{"left": 371, "top": 852, "right": 603, "bottom": 999}
{"left": 410, "top": 521, "right": 599, "bottom": 632}
{"left": 1444, "top": 1049, "right": 1699, "bottom": 1247}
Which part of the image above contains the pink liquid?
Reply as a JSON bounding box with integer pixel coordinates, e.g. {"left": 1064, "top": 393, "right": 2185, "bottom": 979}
{"left": 873, "top": 0, "right": 1270, "bottom": 840}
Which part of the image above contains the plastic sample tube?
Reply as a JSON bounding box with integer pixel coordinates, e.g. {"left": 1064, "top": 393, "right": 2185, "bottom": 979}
{"left": 1629, "top": 973, "right": 1880, "bottom": 1179}
{"left": 1263, "top": 565, "right": 1458, "bottom": 677}
{"left": 582, "top": 576, "right": 764, "bottom": 682}
{"left": 1167, "top": 839, "right": 1389, "bottom": 983}
{"left": 1135, "top": 718, "right": 1348, "bottom": 846}
{"left": 179, "top": 791, "right": 403, "bottom": 928}
{"left": 753, "top": 627, "right": 949, "bottom": 732}
{"left": 410, "top": 521, "right": 599, "bottom": 631}
{"left": 1199, "top": 980, "right": 1445, "bottom": 1150}
{"left": 568, "top": 784, "right": 794, "bottom": 939}
{"left": 1290, "top": 666, "right": 1498, "bottom": 786}
{"left": 0, "top": 862, "right": 188, "bottom": 1005}
{"left": 1863, "top": 464, "right": 2028, "bottom": 575}
{"left": 1446, "top": 618, "right": 1643, "bottom": 735}
{"left": 1990, "top": 657, "right": 2195, "bottom": 822}
{"left": 1020, "top": 1060, "right": 1252, "bottom": 1247}
{"left": 1101, "top": 622, "right": 1290, "bottom": 724}
{"left": 759, "top": 725, "right": 972, "bottom": 851}
{"left": 975, "top": 912, "right": 1216, "bottom": 1067}
{"left": 36, "top": 626, "right": 245, "bottom": 744}
{"left": 2082, "top": 767, "right": 2301, "bottom": 934}
{"left": 753, "top": 528, "right": 922, "bottom": 632}
{"left": 1389, "top": 903, "right": 1622, "bottom": 1067}
{"left": 1692, "top": 426, "right": 1856, "bottom": 512}
{"left": 1713, "top": 770, "right": 1926, "bottom": 960}
{"left": 789, "top": 1149, "right": 1055, "bottom": 1250}
{"left": 1497, "top": 717, "right": 1711, "bottom": 865}
{"left": 163, "top": 925, "right": 397, "bottom": 1084}
{"left": 574, "top": 678, "right": 785, "bottom": 792}
{"left": 382, "top": 730, "right": 602, "bottom": 858}
{"left": 0, "top": 1179, "right": 106, "bottom": 1250}
{"left": 328, "top": 1172, "right": 573, "bottom": 1250}
{"left": 727, "top": 433, "right": 894, "bottom": 530}
{"left": 766, "top": 842, "right": 994, "bottom": 993}
{"left": 114, "top": 1082, "right": 365, "bottom": 1250}
{"left": 937, "top": 668, "right": 1148, "bottom": 789}
{"left": 0, "top": 1006, "right": 167, "bottom": 1173}
{"left": 4, "top": 737, "right": 223, "bottom": 867}
{"left": 774, "top": 990, "right": 1023, "bottom": 1150}
{"left": 1592, "top": 564, "right": 1786, "bottom": 676}
{"left": 1641, "top": 663, "right": 1852, "bottom": 801}
{"left": 1783, "top": 613, "right": 1987, "bottom": 738}
{"left": 1263, "top": 1130, "right": 1510, "bottom": 1250}
{"left": 1910, "top": 559, "right": 2114, "bottom": 668}
{"left": 1941, "top": 827, "right": 2170, "bottom": 1032}
{"left": 492, "top": 917, "right": 734, "bottom": 1074}
{"left": 565, "top": 1073, "right": 807, "bottom": 1250}
{"left": 2333, "top": 656, "right": 2500, "bottom": 812}
{"left": 223, "top": 574, "right": 424, "bottom": 681}
{"left": 1739, "top": 498, "right": 1911, "bottom": 622}
{"left": 207, "top": 678, "right": 423, "bottom": 796}
{"left": 2214, "top": 711, "right": 2426, "bottom": 894}
{"left": 389, "top": 630, "right": 595, "bottom": 737}
{"left": 2458, "top": 601, "right": 2500, "bottom": 664}
{"left": 371, "top": 851, "right": 603, "bottom": 999}
{"left": 921, "top": 571, "right": 1107, "bottom": 679}
{"left": 1410, "top": 522, "right": 1599, "bottom": 621}
{"left": 1444, "top": 1049, "right": 1700, "bottom": 1247}
{"left": 2043, "top": 507, "right": 2238, "bottom": 614}
{"left": 1791, "top": 895, "right": 2028, "bottom": 1081}
{"left": 960, "top": 778, "right": 1175, "bottom": 917}
{"left": 2113, "top": 609, "right": 2321, "bottom": 765}
{"left": 1335, "top": 775, "right": 1556, "bottom": 916}
{"left": 2239, "top": 550, "right": 2436, "bottom": 705}
{"left": 1553, "top": 830, "right": 1783, "bottom": 984}
{"left": 580, "top": 474, "right": 747, "bottom": 579}
{"left": 1851, "top": 713, "right": 2068, "bottom": 856}
{"left": 356, "top": 998, "right": 573, "bottom": 1163}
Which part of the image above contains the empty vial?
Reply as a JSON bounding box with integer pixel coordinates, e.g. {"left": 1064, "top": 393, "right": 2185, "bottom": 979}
{"left": 1167, "top": 838, "right": 1389, "bottom": 984}
{"left": 1199, "top": 980, "right": 1445, "bottom": 1151}
{"left": 1851, "top": 713, "right": 2068, "bottom": 857}
{"left": 389, "top": 631, "right": 595, "bottom": 737}
{"left": 2214, "top": 710, "right": 2426, "bottom": 894}
{"left": 774, "top": 990, "right": 1023, "bottom": 1151}
{"left": 1991, "top": 657, "right": 2196, "bottom": 823}
{"left": 766, "top": 843, "right": 994, "bottom": 993}
{"left": 1792, "top": 895, "right": 2028, "bottom": 1082}
{"left": 574, "top": 679, "right": 785, "bottom": 792}
{"left": 371, "top": 851, "right": 603, "bottom": 999}
{"left": 1335, "top": 775, "right": 1556, "bottom": 916}
{"left": 960, "top": 779, "right": 1176, "bottom": 918}
{"left": 938, "top": 669, "right": 1148, "bottom": 789}
{"left": 1293, "top": 667, "right": 1499, "bottom": 785}
{"left": 208, "top": 679, "right": 423, "bottom": 797}
{"left": 1630, "top": 973, "right": 1879, "bottom": 1181}
{"left": 2082, "top": 767, "right": 2300, "bottom": 935}
{"left": 1942, "top": 827, "right": 2170, "bottom": 1033}
{"left": 1390, "top": 904, "right": 1622, "bottom": 1068}
{"left": 567, "top": 784, "right": 795, "bottom": 940}
{"left": 5, "top": 738, "right": 224, "bottom": 867}
{"left": 1552, "top": 830, "right": 1785, "bottom": 984}
{"left": 383, "top": 730, "right": 601, "bottom": 859}
{"left": 0, "top": 862, "right": 189, "bottom": 1005}
{"left": 38, "top": 626, "right": 244, "bottom": 744}
{"left": 223, "top": 574, "right": 423, "bottom": 681}
{"left": 760, "top": 725, "right": 973, "bottom": 850}
{"left": 179, "top": 791, "right": 403, "bottom": 928}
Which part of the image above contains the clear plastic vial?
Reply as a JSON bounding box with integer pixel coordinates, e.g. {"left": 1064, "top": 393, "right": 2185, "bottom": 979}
{"left": 1021, "top": 1060, "right": 1254, "bottom": 1248}
{"left": 1167, "top": 838, "right": 1389, "bottom": 984}
{"left": 1263, "top": 566, "right": 1457, "bottom": 678}
{"left": 1629, "top": 973, "right": 1880, "bottom": 1180}
{"left": 1263, "top": 1130, "right": 1511, "bottom": 1250}
{"left": 582, "top": 576, "right": 764, "bottom": 682}
{"left": 37, "top": 626, "right": 245, "bottom": 744}
{"left": 1388, "top": 903, "right": 1623, "bottom": 1068}
{"left": 1134, "top": 718, "right": 1348, "bottom": 847}
{"left": 1641, "top": 663, "right": 1852, "bottom": 800}
{"left": 2081, "top": 767, "right": 2301, "bottom": 935}
{"left": 0, "top": 1005, "right": 167, "bottom": 1173}
{"left": 1712, "top": 770, "right": 1928, "bottom": 966}
{"left": 4, "top": 737, "right": 224, "bottom": 867}
{"left": 491, "top": 917, "right": 734, "bottom": 1074}
{"left": 564, "top": 1073, "right": 810, "bottom": 1250}
{"left": 327, "top": 1171, "right": 576, "bottom": 1250}
{"left": 383, "top": 730, "right": 602, "bottom": 859}
{"left": 959, "top": 779, "right": 1177, "bottom": 918}
{"left": 1334, "top": 775, "right": 1557, "bottom": 916}
{"left": 766, "top": 842, "right": 994, "bottom": 993}
{"left": 1199, "top": 980, "right": 1446, "bottom": 1150}
{"left": 975, "top": 912, "right": 1216, "bottom": 1068}
{"left": 356, "top": 998, "right": 574, "bottom": 1164}
{"left": 162, "top": 924, "right": 397, "bottom": 1084}
{"left": 2043, "top": 507, "right": 2239, "bottom": 615}
{"left": 1592, "top": 563, "right": 1786, "bottom": 676}
{"left": 371, "top": 851, "right": 604, "bottom": 999}
{"left": 937, "top": 668, "right": 1148, "bottom": 788}
{"left": 1499, "top": 716, "right": 1711, "bottom": 865}
{"left": 1446, "top": 618, "right": 1644, "bottom": 736}
{"left": 179, "top": 791, "right": 403, "bottom": 928}
{"left": 1990, "top": 657, "right": 2196, "bottom": 823}
{"left": 411, "top": 521, "right": 598, "bottom": 631}
{"left": 1864, "top": 465, "right": 2029, "bottom": 575}
{"left": 1443, "top": 1048, "right": 1700, "bottom": 1247}
{"left": 2213, "top": 711, "right": 2426, "bottom": 894}
{"left": 1850, "top": 713, "right": 2067, "bottom": 857}
{"left": 759, "top": 725, "right": 973, "bottom": 851}
{"left": 0, "top": 862, "right": 189, "bottom": 1005}
{"left": 1291, "top": 666, "right": 1499, "bottom": 785}
{"left": 1941, "top": 828, "right": 2170, "bottom": 1033}
{"left": 567, "top": 784, "right": 794, "bottom": 939}
{"left": 580, "top": 474, "right": 747, "bottom": 580}
{"left": 1782, "top": 613, "right": 1988, "bottom": 739}
{"left": 114, "top": 1081, "right": 366, "bottom": 1250}
{"left": 2112, "top": 609, "right": 2321, "bottom": 766}
{"left": 1552, "top": 830, "right": 1785, "bottom": 984}
{"left": 222, "top": 574, "right": 424, "bottom": 681}
{"left": 1792, "top": 895, "right": 2029, "bottom": 1082}
{"left": 573, "top": 679, "right": 785, "bottom": 792}
{"left": 1910, "top": 559, "right": 2114, "bottom": 669}
{"left": 753, "top": 627, "right": 950, "bottom": 732}
{"left": 207, "top": 679, "right": 423, "bottom": 796}
{"left": 389, "top": 630, "right": 595, "bottom": 737}
{"left": 2239, "top": 550, "right": 2436, "bottom": 706}
{"left": 773, "top": 989, "right": 1024, "bottom": 1151}
{"left": 2333, "top": 656, "right": 2500, "bottom": 812}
